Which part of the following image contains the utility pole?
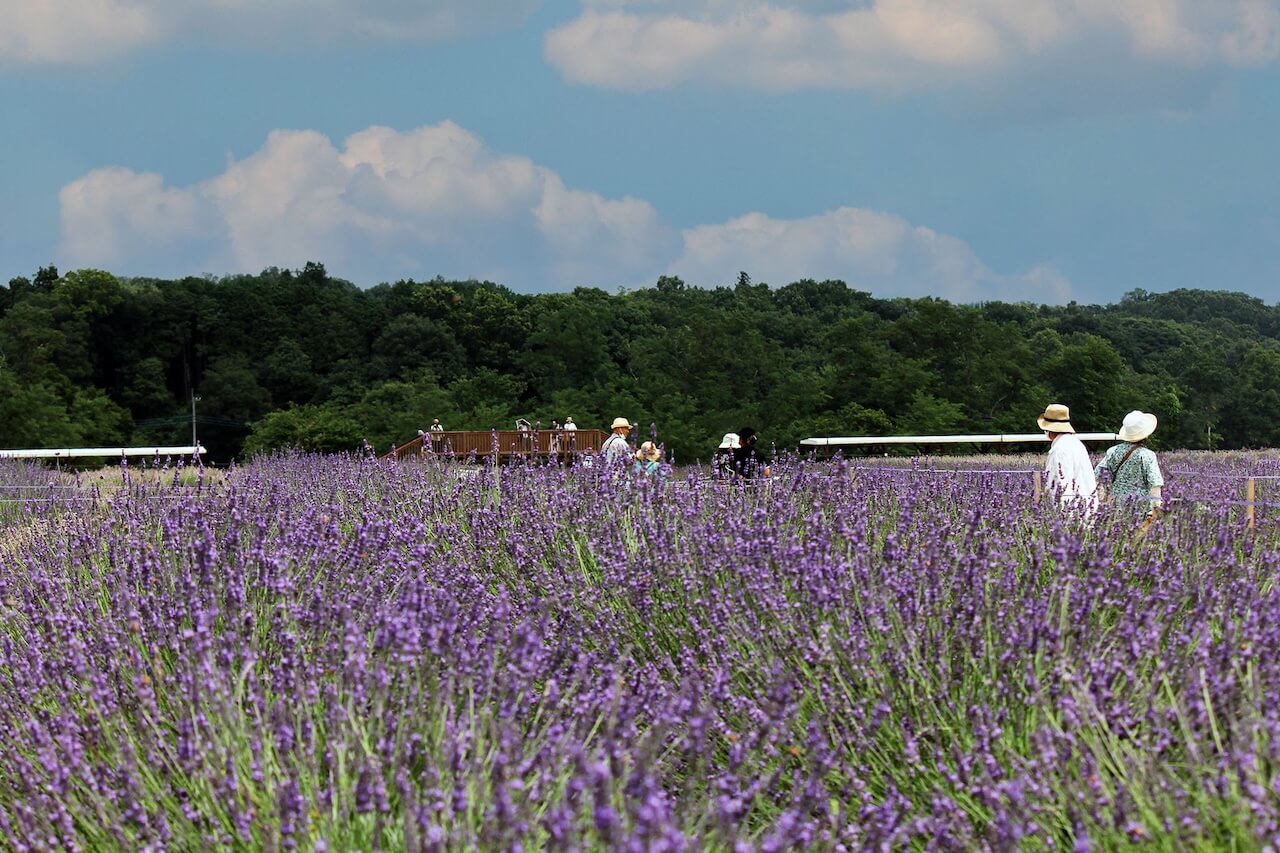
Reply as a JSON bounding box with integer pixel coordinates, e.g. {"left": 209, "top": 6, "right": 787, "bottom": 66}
{"left": 192, "top": 393, "right": 201, "bottom": 449}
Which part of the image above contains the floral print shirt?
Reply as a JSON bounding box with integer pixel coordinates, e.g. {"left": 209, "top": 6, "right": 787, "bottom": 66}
{"left": 1094, "top": 443, "right": 1164, "bottom": 506}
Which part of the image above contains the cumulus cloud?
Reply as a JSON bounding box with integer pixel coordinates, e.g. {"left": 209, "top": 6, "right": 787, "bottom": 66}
{"left": 545, "top": 0, "right": 1280, "bottom": 93}
{"left": 0, "top": 0, "right": 538, "bottom": 64}
{"left": 58, "top": 122, "right": 680, "bottom": 290}
{"left": 670, "top": 207, "right": 1072, "bottom": 303}
{"left": 0, "top": 0, "right": 159, "bottom": 64}
{"left": 58, "top": 121, "right": 1071, "bottom": 300}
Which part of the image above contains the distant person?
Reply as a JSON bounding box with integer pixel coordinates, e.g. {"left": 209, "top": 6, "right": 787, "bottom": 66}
{"left": 633, "top": 441, "right": 666, "bottom": 479}
{"left": 733, "top": 427, "right": 771, "bottom": 479}
{"left": 602, "top": 417, "right": 634, "bottom": 462}
{"left": 1095, "top": 410, "right": 1164, "bottom": 522}
{"left": 714, "top": 433, "right": 739, "bottom": 479}
{"left": 429, "top": 419, "right": 444, "bottom": 432}
{"left": 360, "top": 438, "right": 374, "bottom": 459}
{"left": 1038, "top": 403, "right": 1098, "bottom": 515}
{"left": 563, "top": 416, "right": 578, "bottom": 454}
{"left": 418, "top": 429, "right": 434, "bottom": 458}
{"left": 549, "top": 419, "right": 562, "bottom": 458}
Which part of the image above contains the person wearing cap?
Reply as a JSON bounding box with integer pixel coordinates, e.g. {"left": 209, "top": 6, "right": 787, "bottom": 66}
{"left": 429, "top": 418, "right": 444, "bottom": 432}
{"left": 1095, "top": 410, "right": 1164, "bottom": 520}
{"left": 713, "top": 433, "right": 739, "bottom": 479}
{"left": 733, "top": 426, "right": 771, "bottom": 479}
{"left": 602, "top": 417, "right": 633, "bottom": 462}
{"left": 1038, "top": 403, "right": 1098, "bottom": 514}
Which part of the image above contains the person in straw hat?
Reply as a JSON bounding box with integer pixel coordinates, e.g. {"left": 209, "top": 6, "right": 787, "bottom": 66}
{"left": 1094, "top": 410, "right": 1164, "bottom": 520}
{"left": 602, "top": 416, "right": 634, "bottom": 462}
{"left": 1039, "top": 403, "right": 1099, "bottom": 514}
{"left": 633, "top": 440, "right": 665, "bottom": 478}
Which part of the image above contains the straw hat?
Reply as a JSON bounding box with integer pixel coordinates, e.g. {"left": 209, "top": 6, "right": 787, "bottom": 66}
{"left": 1118, "top": 410, "right": 1157, "bottom": 442}
{"left": 636, "top": 440, "right": 662, "bottom": 462}
{"left": 1036, "top": 403, "right": 1075, "bottom": 434}
{"left": 610, "top": 417, "right": 632, "bottom": 430}
{"left": 718, "top": 432, "right": 740, "bottom": 450}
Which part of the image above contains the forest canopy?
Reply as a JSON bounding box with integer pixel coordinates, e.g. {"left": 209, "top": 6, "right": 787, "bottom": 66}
{"left": 1, "top": 264, "right": 1272, "bottom": 463}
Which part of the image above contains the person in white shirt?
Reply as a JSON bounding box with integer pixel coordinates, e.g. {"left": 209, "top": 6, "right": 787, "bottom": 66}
{"left": 1038, "top": 403, "right": 1099, "bottom": 516}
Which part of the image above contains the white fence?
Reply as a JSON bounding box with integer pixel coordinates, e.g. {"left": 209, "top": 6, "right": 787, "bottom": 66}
{"left": 801, "top": 432, "right": 1120, "bottom": 447}
{"left": 0, "top": 446, "right": 204, "bottom": 459}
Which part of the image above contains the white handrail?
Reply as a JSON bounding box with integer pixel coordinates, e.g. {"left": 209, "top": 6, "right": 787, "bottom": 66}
{"left": 801, "top": 432, "right": 1121, "bottom": 446}
{"left": 0, "top": 446, "right": 205, "bottom": 459}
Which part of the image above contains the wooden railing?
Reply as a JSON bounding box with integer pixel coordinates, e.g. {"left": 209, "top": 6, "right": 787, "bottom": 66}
{"left": 382, "top": 429, "right": 609, "bottom": 462}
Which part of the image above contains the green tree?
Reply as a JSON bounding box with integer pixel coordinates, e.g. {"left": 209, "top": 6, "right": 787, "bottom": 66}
{"left": 243, "top": 403, "right": 364, "bottom": 456}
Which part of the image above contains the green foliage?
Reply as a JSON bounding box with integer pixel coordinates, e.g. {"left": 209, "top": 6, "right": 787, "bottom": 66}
{"left": 3, "top": 262, "right": 1280, "bottom": 461}
{"left": 0, "top": 362, "right": 130, "bottom": 447}
{"left": 242, "top": 404, "right": 364, "bottom": 456}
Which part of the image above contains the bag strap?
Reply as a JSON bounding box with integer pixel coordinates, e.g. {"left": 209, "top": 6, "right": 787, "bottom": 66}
{"left": 1111, "top": 443, "right": 1142, "bottom": 477}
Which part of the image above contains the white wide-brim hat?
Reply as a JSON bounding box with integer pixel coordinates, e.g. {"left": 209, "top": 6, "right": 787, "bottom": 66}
{"left": 1037, "top": 403, "right": 1075, "bottom": 434}
{"left": 1118, "top": 410, "right": 1157, "bottom": 442}
{"left": 718, "top": 432, "right": 740, "bottom": 449}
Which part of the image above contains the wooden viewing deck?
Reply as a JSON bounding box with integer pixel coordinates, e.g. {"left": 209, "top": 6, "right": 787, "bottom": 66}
{"left": 381, "top": 429, "right": 609, "bottom": 462}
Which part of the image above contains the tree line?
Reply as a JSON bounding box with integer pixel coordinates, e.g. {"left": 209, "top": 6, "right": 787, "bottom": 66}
{"left": 1, "top": 264, "right": 1275, "bottom": 463}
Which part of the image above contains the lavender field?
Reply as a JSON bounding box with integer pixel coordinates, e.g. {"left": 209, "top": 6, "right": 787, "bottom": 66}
{"left": 2, "top": 452, "right": 1280, "bottom": 850}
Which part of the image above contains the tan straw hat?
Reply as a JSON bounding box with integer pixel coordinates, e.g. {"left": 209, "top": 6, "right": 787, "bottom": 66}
{"left": 1118, "top": 410, "right": 1157, "bottom": 442}
{"left": 610, "top": 417, "right": 632, "bottom": 430}
{"left": 1037, "top": 403, "right": 1075, "bottom": 434}
{"left": 636, "top": 440, "right": 661, "bottom": 462}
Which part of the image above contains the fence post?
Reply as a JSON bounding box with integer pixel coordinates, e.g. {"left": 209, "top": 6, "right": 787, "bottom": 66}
{"left": 1033, "top": 470, "right": 1042, "bottom": 502}
{"left": 1246, "top": 477, "right": 1256, "bottom": 530}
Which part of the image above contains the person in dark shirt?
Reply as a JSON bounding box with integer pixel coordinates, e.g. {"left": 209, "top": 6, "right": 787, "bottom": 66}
{"left": 732, "top": 426, "right": 771, "bottom": 479}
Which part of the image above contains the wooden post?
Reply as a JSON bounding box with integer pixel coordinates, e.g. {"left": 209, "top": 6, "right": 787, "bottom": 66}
{"left": 1246, "top": 477, "right": 1256, "bottom": 530}
{"left": 1033, "top": 470, "right": 1042, "bottom": 502}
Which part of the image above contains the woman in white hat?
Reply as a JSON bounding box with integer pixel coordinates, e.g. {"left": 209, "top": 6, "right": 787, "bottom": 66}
{"left": 1094, "top": 410, "right": 1164, "bottom": 520}
{"left": 713, "top": 433, "right": 739, "bottom": 479}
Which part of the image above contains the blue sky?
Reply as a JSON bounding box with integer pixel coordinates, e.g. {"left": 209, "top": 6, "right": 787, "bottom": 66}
{"left": 2, "top": 0, "right": 1279, "bottom": 305}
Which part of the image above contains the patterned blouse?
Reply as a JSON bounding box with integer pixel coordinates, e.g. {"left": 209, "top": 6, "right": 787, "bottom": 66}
{"left": 1094, "top": 443, "right": 1164, "bottom": 507}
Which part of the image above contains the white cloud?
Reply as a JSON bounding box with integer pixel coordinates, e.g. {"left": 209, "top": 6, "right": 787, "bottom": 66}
{"left": 671, "top": 207, "right": 1072, "bottom": 302}
{"left": 0, "top": 0, "right": 537, "bottom": 64}
{"left": 59, "top": 167, "right": 212, "bottom": 265}
{"left": 58, "top": 122, "right": 680, "bottom": 290}
{"left": 0, "top": 0, "right": 159, "bottom": 64}
{"left": 58, "top": 121, "right": 1071, "bottom": 301}
{"left": 545, "top": 0, "right": 1280, "bottom": 93}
